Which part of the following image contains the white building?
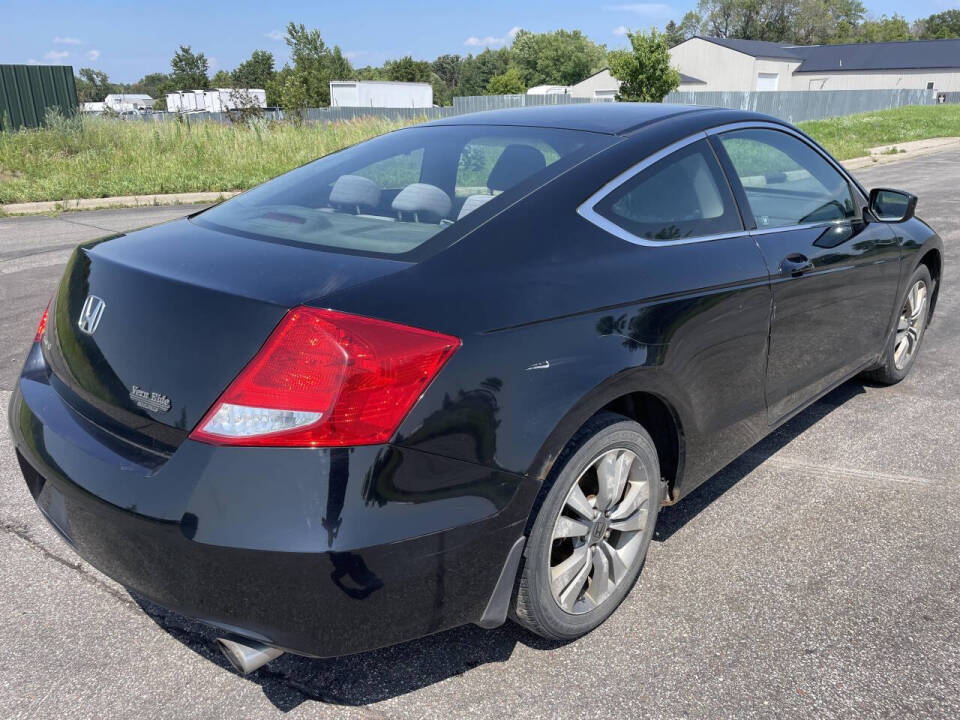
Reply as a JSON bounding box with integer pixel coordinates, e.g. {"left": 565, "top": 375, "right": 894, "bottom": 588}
{"left": 670, "top": 36, "right": 960, "bottom": 92}
{"left": 527, "top": 84, "right": 569, "bottom": 96}
{"left": 568, "top": 68, "right": 620, "bottom": 100}
{"left": 330, "top": 81, "right": 433, "bottom": 108}
{"left": 103, "top": 93, "right": 154, "bottom": 113}
{"left": 526, "top": 67, "right": 705, "bottom": 100}
{"left": 80, "top": 101, "right": 105, "bottom": 113}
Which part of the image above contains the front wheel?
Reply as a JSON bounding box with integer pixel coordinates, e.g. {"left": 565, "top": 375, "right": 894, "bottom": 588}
{"left": 512, "top": 413, "right": 663, "bottom": 641}
{"left": 865, "top": 264, "right": 933, "bottom": 385}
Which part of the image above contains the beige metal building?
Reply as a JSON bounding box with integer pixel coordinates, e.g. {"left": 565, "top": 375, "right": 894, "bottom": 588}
{"left": 670, "top": 37, "right": 960, "bottom": 93}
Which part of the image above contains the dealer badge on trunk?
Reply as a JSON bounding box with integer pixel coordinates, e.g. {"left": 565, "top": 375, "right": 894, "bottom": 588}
{"left": 130, "top": 386, "right": 171, "bottom": 413}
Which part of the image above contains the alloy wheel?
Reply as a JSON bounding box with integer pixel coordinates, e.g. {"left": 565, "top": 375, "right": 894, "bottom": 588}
{"left": 548, "top": 447, "right": 654, "bottom": 615}
{"left": 894, "top": 279, "right": 928, "bottom": 370}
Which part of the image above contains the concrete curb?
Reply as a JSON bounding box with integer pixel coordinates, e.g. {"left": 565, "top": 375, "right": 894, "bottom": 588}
{"left": 842, "top": 137, "right": 960, "bottom": 171}
{"left": 1, "top": 191, "right": 241, "bottom": 216}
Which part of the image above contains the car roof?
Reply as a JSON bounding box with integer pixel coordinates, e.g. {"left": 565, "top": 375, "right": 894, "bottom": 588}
{"left": 423, "top": 103, "right": 773, "bottom": 136}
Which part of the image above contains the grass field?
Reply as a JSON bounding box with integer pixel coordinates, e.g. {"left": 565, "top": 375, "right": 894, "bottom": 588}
{"left": 799, "top": 104, "right": 960, "bottom": 160}
{"left": 0, "top": 114, "right": 418, "bottom": 204}
{"left": 1, "top": 104, "right": 959, "bottom": 204}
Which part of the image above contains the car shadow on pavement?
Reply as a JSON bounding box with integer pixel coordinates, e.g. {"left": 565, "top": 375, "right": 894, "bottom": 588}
{"left": 134, "top": 379, "right": 867, "bottom": 711}
{"left": 134, "top": 577, "right": 564, "bottom": 710}
{"left": 654, "top": 379, "right": 867, "bottom": 542}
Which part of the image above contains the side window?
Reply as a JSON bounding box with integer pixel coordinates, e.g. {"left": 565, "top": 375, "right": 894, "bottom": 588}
{"left": 592, "top": 139, "right": 742, "bottom": 242}
{"left": 717, "top": 129, "right": 857, "bottom": 230}
{"left": 353, "top": 148, "right": 424, "bottom": 189}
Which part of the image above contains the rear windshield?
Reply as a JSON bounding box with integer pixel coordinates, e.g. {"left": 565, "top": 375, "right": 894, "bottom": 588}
{"left": 194, "top": 124, "right": 611, "bottom": 258}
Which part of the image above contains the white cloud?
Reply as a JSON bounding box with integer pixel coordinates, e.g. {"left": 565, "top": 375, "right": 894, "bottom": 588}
{"left": 266, "top": 29, "right": 284, "bottom": 42}
{"left": 27, "top": 58, "right": 40, "bottom": 65}
{"left": 53, "top": 36, "right": 83, "bottom": 45}
{"left": 613, "top": 25, "right": 630, "bottom": 36}
{"left": 86, "top": 49, "right": 100, "bottom": 61}
{"left": 604, "top": 3, "right": 673, "bottom": 14}
{"left": 43, "top": 50, "right": 70, "bottom": 61}
{"left": 464, "top": 26, "right": 521, "bottom": 48}
{"left": 343, "top": 50, "right": 368, "bottom": 60}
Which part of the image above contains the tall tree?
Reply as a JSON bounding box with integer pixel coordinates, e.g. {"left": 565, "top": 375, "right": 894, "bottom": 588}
{"left": 75, "top": 68, "right": 113, "bottom": 102}
{"left": 918, "top": 10, "right": 960, "bottom": 39}
{"left": 211, "top": 70, "right": 233, "bottom": 87}
{"left": 664, "top": 21, "right": 686, "bottom": 47}
{"left": 856, "top": 14, "right": 912, "bottom": 42}
{"left": 383, "top": 56, "right": 432, "bottom": 82}
{"left": 678, "top": 11, "right": 704, "bottom": 40}
{"left": 683, "top": 0, "right": 867, "bottom": 44}
{"left": 456, "top": 48, "right": 510, "bottom": 96}
{"left": 608, "top": 28, "right": 680, "bottom": 102}
{"left": 170, "top": 45, "right": 209, "bottom": 89}
{"left": 486, "top": 66, "right": 526, "bottom": 94}
{"left": 284, "top": 21, "right": 353, "bottom": 106}
{"left": 510, "top": 28, "right": 608, "bottom": 86}
{"left": 129, "top": 72, "right": 170, "bottom": 99}
{"left": 232, "top": 50, "right": 275, "bottom": 89}
{"left": 432, "top": 55, "right": 463, "bottom": 91}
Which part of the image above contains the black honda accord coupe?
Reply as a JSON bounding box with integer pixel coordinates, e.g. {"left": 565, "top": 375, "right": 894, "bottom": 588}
{"left": 9, "top": 104, "right": 943, "bottom": 673}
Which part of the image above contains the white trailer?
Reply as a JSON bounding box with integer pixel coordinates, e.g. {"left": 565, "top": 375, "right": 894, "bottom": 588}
{"left": 165, "top": 91, "right": 202, "bottom": 112}
{"left": 329, "top": 81, "right": 433, "bottom": 108}
{"left": 167, "top": 89, "right": 267, "bottom": 113}
{"left": 205, "top": 89, "right": 267, "bottom": 112}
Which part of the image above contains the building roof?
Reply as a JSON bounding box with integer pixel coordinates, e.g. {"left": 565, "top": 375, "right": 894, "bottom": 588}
{"left": 678, "top": 72, "right": 706, "bottom": 85}
{"left": 793, "top": 39, "right": 960, "bottom": 72}
{"left": 693, "top": 36, "right": 960, "bottom": 72}
{"left": 696, "top": 37, "right": 812, "bottom": 61}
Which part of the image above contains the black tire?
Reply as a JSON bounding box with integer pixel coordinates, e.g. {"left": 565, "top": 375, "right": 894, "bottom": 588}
{"left": 512, "top": 412, "right": 663, "bottom": 641}
{"left": 864, "top": 264, "right": 933, "bottom": 385}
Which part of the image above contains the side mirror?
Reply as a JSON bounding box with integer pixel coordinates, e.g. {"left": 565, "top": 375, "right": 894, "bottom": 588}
{"left": 869, "top": 188, "right": 917, "bottom": 223}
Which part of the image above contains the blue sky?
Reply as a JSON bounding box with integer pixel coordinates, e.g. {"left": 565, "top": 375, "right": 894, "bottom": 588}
{"left": 2, "top": 0, "right": 957, "bottom": 83}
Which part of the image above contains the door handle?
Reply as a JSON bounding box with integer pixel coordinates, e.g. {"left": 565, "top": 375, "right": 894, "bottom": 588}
{"left": 779, "top": 253, "right": 814, "bottom": 276}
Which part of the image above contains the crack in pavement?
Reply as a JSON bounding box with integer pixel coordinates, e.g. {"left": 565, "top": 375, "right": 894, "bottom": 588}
{"left": 0, "top": 517, "right": 139, "bottom": 611}
{"left": 0, "top": 515, "right": 375, "bottom": 711}
{"left": 53, "top": 216, "right": 130, "bottom": 234}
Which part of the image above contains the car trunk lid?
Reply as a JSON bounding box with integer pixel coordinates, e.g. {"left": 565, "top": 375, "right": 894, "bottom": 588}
{"left": 42, "top": 218, "right": 411, "bottom": 453}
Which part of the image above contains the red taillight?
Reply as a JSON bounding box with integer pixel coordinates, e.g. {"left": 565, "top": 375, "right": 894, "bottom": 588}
{"left": 190, "top": 307, "right": 460, "bottom": 447}
{"left": 34, "top": 299, "right": 51, "bottom": 343}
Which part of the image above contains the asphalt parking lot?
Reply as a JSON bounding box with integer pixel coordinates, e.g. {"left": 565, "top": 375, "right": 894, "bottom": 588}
{"left": 1, "top": 150, "right": 958, "bottom": 719}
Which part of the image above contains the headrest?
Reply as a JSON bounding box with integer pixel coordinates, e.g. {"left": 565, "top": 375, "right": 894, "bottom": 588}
{"left": 391, "top": 183, "right": 452, "bottom": 221}
{"left": 329, "top": 174, "right": 381, "bottom": 210}
{"left": 487, "top": 145, "right": 547, "bottom": 191}
{"left": 457, "top": 194, "right": 495, "bottom": 220}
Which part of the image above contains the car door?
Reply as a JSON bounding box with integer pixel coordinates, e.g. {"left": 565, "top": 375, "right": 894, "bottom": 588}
{"left": 578, "top": 135, "right": 774, "bottom": 485}
{"left": 709, "top": 125, "right": 902, "bottom": 424}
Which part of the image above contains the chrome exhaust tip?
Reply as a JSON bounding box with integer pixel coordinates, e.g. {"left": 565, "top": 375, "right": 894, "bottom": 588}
{"left": 216, "top": 636, "right": 283, "bottom": 674}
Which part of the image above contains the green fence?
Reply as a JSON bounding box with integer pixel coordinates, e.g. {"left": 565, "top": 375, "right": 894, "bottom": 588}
{"left": 0, "top": 65, "right": 77, "bottom": 131}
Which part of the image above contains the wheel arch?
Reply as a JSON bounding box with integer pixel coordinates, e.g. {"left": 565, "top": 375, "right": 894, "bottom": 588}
{"left": 917, "top": 247, "right": 942, "bottom": 319}
{"left": 527, "top": 370, "right": 687, "bottom": 504}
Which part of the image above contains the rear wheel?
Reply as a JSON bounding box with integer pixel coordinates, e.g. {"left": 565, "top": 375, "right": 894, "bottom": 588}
{"left": 865, "top": 264, "right": 932, "bottom": 385}
{"left": 512, "top": 413, "right": 663, "bottom": 640}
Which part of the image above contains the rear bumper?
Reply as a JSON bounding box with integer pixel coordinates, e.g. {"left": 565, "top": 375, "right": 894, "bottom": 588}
{"left": 9, "top": 345, "right": 536, "bottom": 657}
